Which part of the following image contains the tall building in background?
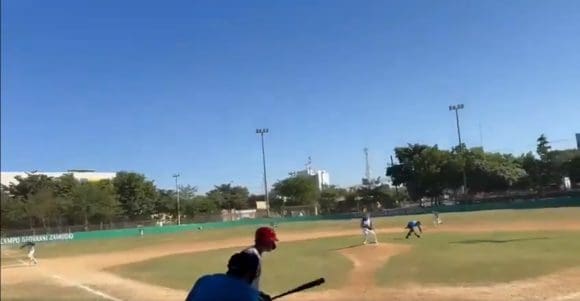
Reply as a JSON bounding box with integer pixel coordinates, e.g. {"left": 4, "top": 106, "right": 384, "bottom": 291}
{"left": 576, "top": 133, "right": 580, "bottom": 149}
{"left": 289, "top": 157, "right": 330, "bottom": 190}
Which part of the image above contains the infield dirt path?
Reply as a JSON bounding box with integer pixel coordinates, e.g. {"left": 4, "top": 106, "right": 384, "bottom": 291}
{"left": 3, "top": 220, "right": 580, "bottom": 301}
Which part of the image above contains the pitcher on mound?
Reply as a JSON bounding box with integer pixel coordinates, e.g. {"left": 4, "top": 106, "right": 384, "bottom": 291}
{"left": 361, "top": 214, "right": 378, "bottom": 244}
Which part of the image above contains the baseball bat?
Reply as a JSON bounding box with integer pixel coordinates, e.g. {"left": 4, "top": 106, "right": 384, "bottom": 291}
{"left": 271, "top": 278, "right": 325, "bottom": 300}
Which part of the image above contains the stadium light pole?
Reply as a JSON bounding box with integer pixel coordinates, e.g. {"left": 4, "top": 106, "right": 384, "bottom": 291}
{"left": 173, "top": 173, "right": 181, "bottom": 225}
{"left": 256, "top": 128, "right": 270, "bottom": 217}
{"left": 449, "top": 104, "right": 468, "bottom": 194}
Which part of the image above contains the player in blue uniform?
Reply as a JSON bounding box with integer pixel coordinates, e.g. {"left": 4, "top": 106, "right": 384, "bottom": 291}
{"left": 185, "top": 252, "right": 261, "bottom": 301}
{"left": 405, "top": 220, "right": 423, "bottom": 239}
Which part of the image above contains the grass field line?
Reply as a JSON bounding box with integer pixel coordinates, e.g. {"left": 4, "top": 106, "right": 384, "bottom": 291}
{"left": 18, "top": 260, "right": 125, "bottom": 301}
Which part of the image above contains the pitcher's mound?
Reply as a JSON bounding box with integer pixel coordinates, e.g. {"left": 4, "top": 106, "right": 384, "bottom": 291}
{"left": 338, "top": 243, "right": 411, "bottom": 290}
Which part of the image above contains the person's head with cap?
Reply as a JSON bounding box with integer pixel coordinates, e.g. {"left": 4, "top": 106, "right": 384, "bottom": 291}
{"left": 254, "top": 226, "right": 278, "bottom": 253}
{"left": 226, "top": 252, "right": 260, "bottom": 284}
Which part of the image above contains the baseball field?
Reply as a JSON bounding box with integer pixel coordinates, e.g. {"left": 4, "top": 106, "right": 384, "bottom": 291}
{"left": 2, "top": 207, "right": 580, "bottom": 301}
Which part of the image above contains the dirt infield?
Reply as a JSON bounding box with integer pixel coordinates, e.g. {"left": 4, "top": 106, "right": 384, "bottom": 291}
{"left": 2, "top": 220, "right": 580, "bottom": 301}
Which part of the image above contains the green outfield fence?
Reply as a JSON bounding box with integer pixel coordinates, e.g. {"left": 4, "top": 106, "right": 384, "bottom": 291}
{"left": 1, "top": 196, "right": 579, "bottom": 246}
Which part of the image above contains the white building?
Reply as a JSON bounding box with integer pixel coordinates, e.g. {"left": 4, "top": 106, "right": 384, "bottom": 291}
{"left": 290, "top": 161, "right": 330, "bottom": 191}
{"left": 1, "top": 170, "right": 117, "bottom": 187}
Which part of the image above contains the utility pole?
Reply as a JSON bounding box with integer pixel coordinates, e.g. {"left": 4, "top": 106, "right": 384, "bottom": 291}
{"left": 390, "top": 155, "right": 398, "bottom": 193}
{"left": 173, "top": 173, "right": 181, "bottom": 225}
{"left": 449, "top": 104, "right": 467, "bottom": 194}
{"left": 479, "top": 122, "right": 484, "bottom": 150}
{"left": 256, "top": 128, "right": 270, "bottom": 217}
{"left": 364, "top": 148, "right": 371, "bottom": 184}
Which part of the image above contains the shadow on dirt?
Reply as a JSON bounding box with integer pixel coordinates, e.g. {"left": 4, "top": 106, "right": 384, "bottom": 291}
{"left": 332, "top": 244, "right": 364, "bottom": 251}
{"left": 450, "top": 237, "right": 549, "bottom": 244}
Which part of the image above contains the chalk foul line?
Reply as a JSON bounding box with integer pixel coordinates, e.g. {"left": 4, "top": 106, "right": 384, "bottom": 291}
{"left": 18, "top": 260, "right": 124, "bottom": 301}
{"left": 50, "top": 275, "right": 124, "bottom": 301}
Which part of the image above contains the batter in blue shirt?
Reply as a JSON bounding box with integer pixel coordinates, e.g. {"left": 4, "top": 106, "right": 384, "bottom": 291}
{"left": 185, "top": 252, "right": 261, "bottom": 301}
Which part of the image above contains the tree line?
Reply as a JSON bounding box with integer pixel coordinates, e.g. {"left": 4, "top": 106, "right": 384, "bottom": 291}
{"left": 0, "top": 172, "right": 254, "bottom": 231}
{"left": 2, "top": 134, "right": 578, "bottom": 231}
{"left": 1, "top": 168, "right": 402, "bottom": 231}
{"left": 388, "top": 134, "right": 580, "bottom": 202}
{"left": 269, "top": 176, "right": 407, "bottom": 214}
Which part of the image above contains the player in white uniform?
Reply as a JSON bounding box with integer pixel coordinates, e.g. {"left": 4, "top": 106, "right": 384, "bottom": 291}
{"left": 433, "top": 211, "right": 443, "bottom": 226}
{"left": 20, "top": 241, "right": 38, "bottom": 265}
{"left": 242, "top": 227, "right": 278, "bottom": 301}
{"left": 360, "top": 214, "right": 378, "bottom": 245}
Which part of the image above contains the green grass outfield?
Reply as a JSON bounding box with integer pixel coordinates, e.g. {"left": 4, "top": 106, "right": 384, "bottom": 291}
{"left": 377, "top": 230, "right": 580, "bottom": 286}
{"left": 11, "top": 207, "right": 580, "bottom": 260}
{"left": 108, "top": 235, "right": 361, "bottom": 293}
{"left": 109, "top": 230, "right": 580, "bottom": 293}
{"left": 101, "top": 208, "right": 580, "bottom": 293}
{"left": 1, "top": 207, "right": 579, "bottom": 301}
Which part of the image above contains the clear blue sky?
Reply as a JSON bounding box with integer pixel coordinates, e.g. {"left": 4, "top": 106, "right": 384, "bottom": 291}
{"left": 2, "top": 0, "right": 579, "bottom": 193}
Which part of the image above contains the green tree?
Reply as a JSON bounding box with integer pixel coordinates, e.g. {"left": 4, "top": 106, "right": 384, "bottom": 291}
{"left": 53, "top": 174, "right": 79, "bottom": 199}
{"left": 568, "top": 156, "right": 580, "bottom": 184}
{"left": 536, "top": 134, "right": 556, "bottom": 189}
{"left": 179, "top": 185, "right": 197, "bottom": 200}
{"left": 15, "top": 187, "right": 59, "bottom": 231}
{"left": 389, "top": 144, "right": 527, "bottom": 199}
{"left": 112, "top": 172, "right": 158, "bottom": 219}
{"left": 156, "top": 189, "right": 177, "bottom": 214}
{"left": 206, "top": 184, "right": 250, "bottom": 210}
{"left": 188, "top": 195, "right": 220, "bottom": 215}
{"left": 517, "top": 152, "right": 538, "bottom": 189}
{"left": 176, "top": 185, "right": 197, "bottom": 217}
{"left": 1, "top": 185, "right": 26, "bottom": 229}
{"left": 465, "top": 150, "right": 526, "bottom": 193}
{"left": 354, "top": 185, "right": 398, "bottom": 210}
{"left": 91, "top": 180, "right": 121, "bottom": 225}
{"left": 550, "top": 149, "right": 580, "bottom": 183}
{"left": 52, "top": 174, "right": 80, "bottom": 227}
{"left": 318, "top": 186, "right": 347, "bottom": 213}
{"left": 390, "top": 144, "right": 451, "bottom": 201}
{"left": 389, "top": 144, "right": 430, "bottom": 201}
{"left": 6, "top": 174, "right": 55, "bottom": 200}
{"left": 6, "top": 174, "right": 57, "bottom": 229}
{"left": 272, "top": 176, "right": 319, "bottom": 206}
{"left": 72, "top": 181, "right": 120, "bottom": 229}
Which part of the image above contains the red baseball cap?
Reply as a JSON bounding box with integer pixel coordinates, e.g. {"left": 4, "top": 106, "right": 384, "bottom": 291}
{"left": 255, "top": 227, "right": 278, "bottom": 249}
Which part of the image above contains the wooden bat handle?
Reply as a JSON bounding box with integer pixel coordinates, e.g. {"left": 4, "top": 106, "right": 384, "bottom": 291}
{"left": 271, "top": 278, "right": 325, "bottom": 300}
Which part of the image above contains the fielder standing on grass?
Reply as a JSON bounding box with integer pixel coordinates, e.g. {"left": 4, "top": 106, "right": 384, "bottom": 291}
{"left": 185, "top": 252, "right": 261, "bottom": 301}
{"left": 405, "top": 220, "right": 423, "bottom": 239}
{"left": 360, "top": 214, "right": 379, "bottom": 244}
{"left": 19, "top": 241, "right": 38, "bottom": 265}
{"left": 433, "top": 211, "right": 443, "bottom": 226}
{"left": 242, "top": 227, "right": 279, "bottom": 301}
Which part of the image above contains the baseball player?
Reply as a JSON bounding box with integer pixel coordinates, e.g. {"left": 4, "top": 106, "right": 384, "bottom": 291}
{"left": 242, "top": 227, "right": 278, "bottom": 301}
{"left": 19, "top": 241, "right": 38, "bottom": 265}
{"left": 360, "top": 214, "right": 378, "bottom": 244}
{"left": 405, "top": 220, "right": 423, "bottom": 239}
{"left": 185, "top": 252, "right": 261, "bottom": 301}
{"left": 433, "top": 211, "right": 443, "bottom": 226}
